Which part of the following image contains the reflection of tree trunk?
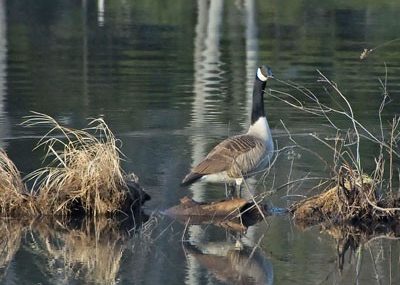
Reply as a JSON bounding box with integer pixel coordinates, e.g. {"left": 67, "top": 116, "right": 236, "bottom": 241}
{"left": 191, "top": 0, "right": 209, "bottom": 204}
{"left": 191, "top": 0, "right": 224, "bottom": 202}
{"left": 188, "top": 3, "right": 267, "bottom": 282}
{"left": 97, "top": 0, "right": 105, "bottom": 27}
{"left": 243, "top": 0, "right": 259, "bottom": 243}
{"left": 0, "top": 0, "right": 9, "bottom": 149}
{"left": 187, "top": 1, "right": 224, "bottom": 284}
{"left": 203, "top": 0, "right": 224, "bottom": 70}
{"left": 244, "top": 0, "right": 258, "bottom": 122}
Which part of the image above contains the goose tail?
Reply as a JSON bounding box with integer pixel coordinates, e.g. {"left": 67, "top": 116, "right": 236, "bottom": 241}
{"left": 181, "top": 172, "right": 203, "bottom": 186}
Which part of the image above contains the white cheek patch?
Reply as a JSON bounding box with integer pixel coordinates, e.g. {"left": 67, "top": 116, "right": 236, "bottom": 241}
{"left": 257, "top": 68, "right": 268, "bottom": 82}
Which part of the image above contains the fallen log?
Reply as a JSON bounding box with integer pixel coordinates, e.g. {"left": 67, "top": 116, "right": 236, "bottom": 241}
{"left": 165, "top": 196, "right": 255, "bottom": 217}
{"left": 164, "top": 196, "right": 269, "bottom": 231}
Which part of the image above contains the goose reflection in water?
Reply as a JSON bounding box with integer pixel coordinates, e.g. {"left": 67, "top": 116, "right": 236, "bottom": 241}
{"left": 184, "top": 239, "right": 273, "bottom": 285}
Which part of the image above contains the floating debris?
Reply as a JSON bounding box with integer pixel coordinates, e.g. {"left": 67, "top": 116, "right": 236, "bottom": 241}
{"left": 359, "top": 48, "right": 373, "bottom": 60}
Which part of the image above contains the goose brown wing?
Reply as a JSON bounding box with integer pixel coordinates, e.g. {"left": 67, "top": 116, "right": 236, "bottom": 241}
{"left": 191, "top": 134, "right": 261, "bottom": 175}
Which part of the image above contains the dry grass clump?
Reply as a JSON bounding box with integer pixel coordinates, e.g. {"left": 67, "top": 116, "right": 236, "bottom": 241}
{"left": 23, "top": 112, "right": 128, "bottom": 216}
{"left": 290, "top": 165, "right": 386, "bottom": 223}
{"left": 0, "top": 150, "right": 37, "bottom": 216}
{"left": 0, "top": 112, "right": 147, "bottom": 218}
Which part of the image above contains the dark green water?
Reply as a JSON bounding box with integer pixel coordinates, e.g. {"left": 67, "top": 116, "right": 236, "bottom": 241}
{"left": 1, "top": 0, "right": 400, "bottom": 284}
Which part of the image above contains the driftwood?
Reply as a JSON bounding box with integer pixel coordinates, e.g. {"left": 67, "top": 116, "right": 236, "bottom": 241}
{"left": 165, "top": 196, "right": 269, "bottom": 232}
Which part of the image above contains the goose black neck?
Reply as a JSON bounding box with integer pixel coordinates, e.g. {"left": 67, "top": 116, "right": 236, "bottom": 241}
{"left": 251, "top": 76, "right": 266, "bottom": 125}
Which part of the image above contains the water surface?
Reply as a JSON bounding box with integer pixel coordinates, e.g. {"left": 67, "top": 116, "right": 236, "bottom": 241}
{"left": 1, "top": 0, "right": 400, "bottom": 284}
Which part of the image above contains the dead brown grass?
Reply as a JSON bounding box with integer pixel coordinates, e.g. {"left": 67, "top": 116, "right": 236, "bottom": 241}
{"left": 23, "top": 112, "right": 128, "bottom": 216}
{"left": 290, "top": 164, "right": 400, "bottom": 225}
{"left": 0, "top": 150, "right": 37, "bottom": 216}
{"left": 0, "top": 113, "right": 146, "bottom": 218}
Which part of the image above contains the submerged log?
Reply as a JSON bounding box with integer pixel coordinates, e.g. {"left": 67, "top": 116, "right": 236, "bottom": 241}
{"left": 165, "top": 196, "right": 255, "bottom": 217}
{"left": 165, "top": 196, "right": 269, "bottom": 232}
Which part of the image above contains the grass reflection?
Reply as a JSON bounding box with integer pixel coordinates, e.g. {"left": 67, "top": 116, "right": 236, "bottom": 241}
{"left": 30, "top": 217, "right": 127, "bottom": 285}
{"left": 0, "top": 213, "right": 150, "bottom": 285}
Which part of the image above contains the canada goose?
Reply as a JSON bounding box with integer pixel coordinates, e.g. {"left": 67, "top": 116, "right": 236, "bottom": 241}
{"left": 181, "top": 65, "right": 274, "bottom": 194}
